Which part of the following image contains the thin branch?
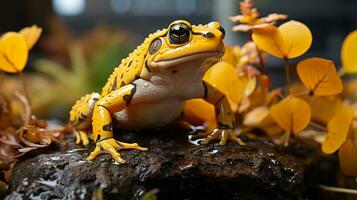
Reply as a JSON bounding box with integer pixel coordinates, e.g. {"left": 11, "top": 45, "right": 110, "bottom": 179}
{"left": 18, "top": 71, "right": 31, "bottom": 108}
{"left": 319, "top": 185, "right": 357, "bottom": 195}
{"left": 338, "top": 68, "right": 345, "bottom": 77}
{"left": 309, "top": 121, "right": 327, "bottom": 132}
{"left": 283, "top": 56, "right": 291, "bottom": 95}
{"left": 256, "top": 45, "right": 266, "bottom": 73}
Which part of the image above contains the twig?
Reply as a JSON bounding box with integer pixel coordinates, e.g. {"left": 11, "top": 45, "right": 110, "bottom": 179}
{"left": 256, "top": 45, "right": 266, "bottom": 73}
{"left": 309, "top": 121, "right": 327, "bottom": 132}
{"left": 338, "top": 68, "right": 345, "bottom": 77}
{"left": 18, "top": 72, "right": 31, "bottom": 108}
{"left": 283, "top": 56, "right": 291, "bottom": 95}
{"left": 319, "top": 185, "right": 357, "bottom": 195}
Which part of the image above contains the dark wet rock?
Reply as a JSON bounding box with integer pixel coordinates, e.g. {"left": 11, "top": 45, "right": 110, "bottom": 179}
{"left": 5, "top": 129, "right": 338, "bottom": 200}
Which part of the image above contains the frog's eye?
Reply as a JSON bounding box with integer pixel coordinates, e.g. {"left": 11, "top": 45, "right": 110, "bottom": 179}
{"left": 168, "top": 23, "right": 191, "bottom": 44}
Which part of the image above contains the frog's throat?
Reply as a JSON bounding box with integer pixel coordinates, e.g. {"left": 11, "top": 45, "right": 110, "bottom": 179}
{"left": 150, "top": 51, "right": 223, "bottom": 68}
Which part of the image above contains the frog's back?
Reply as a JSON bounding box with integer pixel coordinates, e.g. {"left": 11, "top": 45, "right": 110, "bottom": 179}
{"left": 101, "top": 29, "right": 166, "bottom": 96}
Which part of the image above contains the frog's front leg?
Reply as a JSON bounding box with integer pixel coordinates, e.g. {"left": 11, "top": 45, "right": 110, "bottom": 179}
{"left": 87, "top": 84, "right": 147, "bottom": 163}
{"left": 200, "top": 81, "right": 245, "bottom": 145}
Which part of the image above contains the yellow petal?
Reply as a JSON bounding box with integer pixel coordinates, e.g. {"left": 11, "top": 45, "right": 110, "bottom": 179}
{"left": 278, "top": 20, "right": 312, "bottom": 59}
{"left": 252, "top": 20, "right": 312, "bottom": 59}
{"left": 297, "top": 57, "right": 343, "bottom": 96}
{"left": 338, "top": 139, "right": 357, "bottom": 176}
{"left": 341, "top": 30, "right": 357, "bottom": 73}
{"left": 0, "top": 32, "right": 28, "bottom": 73}
{"left": 19, "top": 25, "right": 42, "bottom": 50}
{"left": 203, "top": 61, "right": 245, "bottom": 107}
{"left": 322, "top": 105, "right": 353, "bottom": 154}
{"left": 270, "top": 96, "right": 311, "bottom": 134}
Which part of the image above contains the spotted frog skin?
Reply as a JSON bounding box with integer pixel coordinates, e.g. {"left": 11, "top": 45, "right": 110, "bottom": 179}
{"left": 69, "top": 20, "right": 243, "bottom": 163}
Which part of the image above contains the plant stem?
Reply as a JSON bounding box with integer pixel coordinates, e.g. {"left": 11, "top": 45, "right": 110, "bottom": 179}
{"left": 319, "top": 185, "right": 357, "bottom": 195}
{"left": 284, "top": 131, "right": 291, "bottom": 147}
{"left": 0, "top": 71, "right": 4, "bottom": 92}
{"left": 309, "top": 121, "right": 327, "bottom": 132}
{"left": 19, "top": 71, "right": 32, "bottom": 111}
{"left": 337, "top": 68, "right": 345, "bottom": 77}
{"left": 256, "top": 45, "right": 266, "bottom": 73}
{"left": 283, "top": 56, "right": 291, "bottom": 95}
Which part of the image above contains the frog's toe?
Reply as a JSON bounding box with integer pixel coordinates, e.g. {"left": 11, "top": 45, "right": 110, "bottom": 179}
{"left": 87, "top": 138, "right": 147, "bottom": 164}
{"left": 200, "top": 128, "right": 245, "bottom": 145}
{"left": 87, "top": 145, "right": 101, "bottom": 161}
{"left": 117, "top": 141, "right": 148, "bottom": 151}
{"left": 75, "top": 130, "right": 90, "bottom": 146}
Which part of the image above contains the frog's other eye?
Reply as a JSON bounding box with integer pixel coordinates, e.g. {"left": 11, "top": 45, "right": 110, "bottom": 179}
{"left": 168, "top": 23, "right": 191, "bottom": 44}
{"left": 149, "top": 38, "right": 162, "bottom": 54}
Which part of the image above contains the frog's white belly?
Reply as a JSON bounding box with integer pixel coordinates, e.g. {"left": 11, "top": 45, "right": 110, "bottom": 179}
{"left": 112, "top": 62, "right": 206, "bottom": 130}
{"left": 113, "top": 99, "right": 184, "bottom": 130}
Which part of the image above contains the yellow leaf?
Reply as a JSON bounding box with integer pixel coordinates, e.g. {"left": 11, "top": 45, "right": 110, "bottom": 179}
{"left": 270, "top": 96, "right": 311, "bottom": 134}
{"left": 184, "top": 99, "right": 215, "bottom": 130}
{"left": 243, "top": 106, "right": 269, "bottom": 127}
{"left": 203, "top": 61, "right": 245, "bottom": 108}
{"left": 310, "top": 96, "right": 342, "bottom": 125}
{"left": 0, "top": 32, "right": 28, "bottom": 73}
{"left": 19, "top": 25, "right": 42, "bottom": 50}
{"left": 252, "top": 26, "right": 284, "bottom": 58}
{"left": 297, "top": 57, "right": 343, "bottom": 96}
{"left": 252, "top": 20, "right": 312, "bottom": 59}
{"left": 244, "top": 76, "right": 257, "bottom": 96}
{"left": 338, "top": 139, "right": 357, "bottom": 176}
{"left": 341, "top": 30, "right": 357, "bottom": 73}
{"left": 222, "top": 45, "right": 238, "bottom": 66}
{"left": 322, "top": 106, "right": 353, "bottom": 154}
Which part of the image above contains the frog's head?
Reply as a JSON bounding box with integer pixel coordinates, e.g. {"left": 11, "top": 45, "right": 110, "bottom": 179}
{"left": 146, "top": 20, "right": 225, "bottom": 71}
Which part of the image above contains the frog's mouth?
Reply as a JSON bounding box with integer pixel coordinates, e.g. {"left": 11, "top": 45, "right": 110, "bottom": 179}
{"left": 150, "top": 51, "right": 224, "bottom": 69}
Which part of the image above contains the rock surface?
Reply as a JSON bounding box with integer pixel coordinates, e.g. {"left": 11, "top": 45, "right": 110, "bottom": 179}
{"left": 6, "top": 129, "right": 338, "bottom": 200}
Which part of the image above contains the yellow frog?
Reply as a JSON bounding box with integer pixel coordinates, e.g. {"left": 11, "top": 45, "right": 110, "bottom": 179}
{"left": 69, "top": 20, "right": 243, "bottom": 163}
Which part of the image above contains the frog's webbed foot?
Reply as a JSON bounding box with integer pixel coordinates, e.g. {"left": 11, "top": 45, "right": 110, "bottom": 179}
{"left": 86, "top": 138, "right": 148, "bottom": 164}
{"left": 74, "top": 129, "right": 90, "bottom": 146}
{"left": 200, "top": 128, "right": 245, "bottom": 146}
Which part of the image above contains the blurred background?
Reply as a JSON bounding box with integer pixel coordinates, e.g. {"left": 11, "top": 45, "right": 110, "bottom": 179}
{"left": 0, "top": 0, "right": 356, "bottom": 120}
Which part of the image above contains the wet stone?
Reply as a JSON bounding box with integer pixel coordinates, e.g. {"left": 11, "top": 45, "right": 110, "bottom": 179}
{"left": 5, "top": 129, "right": 337, "bottom": 200}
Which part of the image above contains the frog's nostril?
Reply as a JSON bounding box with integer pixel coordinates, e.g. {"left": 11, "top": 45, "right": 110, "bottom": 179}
{"left": 218, "top": 26, "right": 225, "bottom": 38}
{"left": 203, "top": 32, "right": 215, "bottom": 38}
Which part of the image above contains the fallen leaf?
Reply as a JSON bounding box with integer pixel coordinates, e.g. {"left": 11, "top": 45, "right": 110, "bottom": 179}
{"left": 322, "top": 105, "right": 353, "bottom": 154}
{"left": 341, "top": 30, "right": 357, "bottom": 73}
{"left": 183, "top": 99, "right": 216, "bottom": 130}
{"left": 243, "top": 106, "right": 269, "bottom": 127}
{"left": 297, "top": 57, "right": 343, "bottom": 96}
{"left": 270, "top": 96, "right": 311, "bottom": 134}
{"left": 252, "top": 20, "right": 312, "bottom": 59}
{"left": 0, "top": 32, "right": 28, "bottom": 73}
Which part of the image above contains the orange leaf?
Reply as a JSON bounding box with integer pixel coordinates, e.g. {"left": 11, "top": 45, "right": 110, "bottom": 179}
{"left": 184, "top": 99, "right": 215, "bottom": 130}
{"left": 0, "top": 32, "right": 28, "bottom": 73}
{"left": 19, "top": 25, "right": 42, "bottom": 50}
{"left": 270, "top": 96, "right": 311, "bottom": 134}
{"left": 203, "top": 61, "right": 246, "bottom": 110}
{"left": 322, "top": 106, "right": 353, "bottom": 154}
{"left": 341, "top": 30, "right": 357, "bottom": 73}
{"left": 252, "top": 20, "right": 312, "bottom": 59}
{"left": 297, "top": 58, "right": 343, "bottom": 96}
{"left": 338, "top": 139, "right": 357, "bottom": 176}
